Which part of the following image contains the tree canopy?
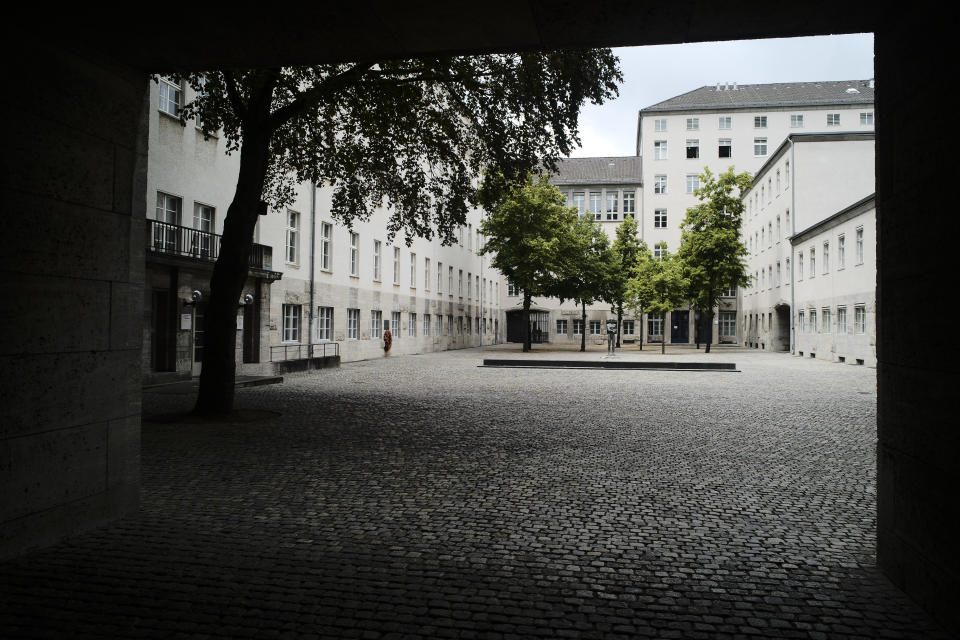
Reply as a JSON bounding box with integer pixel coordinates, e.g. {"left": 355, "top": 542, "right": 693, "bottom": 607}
{"left": 165, "top": 50, "right": 622, "bottom": 413}
{"left": 677, "top": 167, "right": 752, "bottom": 352}
{"left": 625, "top": 242, "right": 688, "bottom": 354}
{"left": 606, "top": 215, "right": 649, "bottom": 346}
{"left": 478, "top": 174, "right": 579, "bottom": 351}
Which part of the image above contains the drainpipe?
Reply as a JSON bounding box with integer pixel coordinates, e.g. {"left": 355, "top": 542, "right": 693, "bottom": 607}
{"left": 789, "top": 138, "right": 797, "bottom": 355}
{"left": 308, "top": 181, "right": 317, "bottom": 358}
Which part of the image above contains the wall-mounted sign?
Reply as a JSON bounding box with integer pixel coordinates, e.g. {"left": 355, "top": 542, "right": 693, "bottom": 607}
{"left": 180, "top": 314, "right": 192, "bottom": 330}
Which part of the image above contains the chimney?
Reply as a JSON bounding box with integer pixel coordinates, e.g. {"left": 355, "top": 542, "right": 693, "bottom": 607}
{"left": 733, "top": 82, "right": 738, "bottom": 91}
{"left": 716, "top": 82, "right": 721, "bottom": 92}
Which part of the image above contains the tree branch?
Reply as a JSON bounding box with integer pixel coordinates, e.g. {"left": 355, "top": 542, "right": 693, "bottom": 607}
{"left": 266, "top": 62, "right": 376, "bottom": 132}
{"left": 223, "top": 71, "right": 247, "bottom": 119}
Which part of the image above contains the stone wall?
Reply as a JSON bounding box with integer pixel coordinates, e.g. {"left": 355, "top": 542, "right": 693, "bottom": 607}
{"left": 875, "top": 28, "right": 959, "bottom": 632}
{"left": 0, "top": 47, "right": 146, "bottom": 558}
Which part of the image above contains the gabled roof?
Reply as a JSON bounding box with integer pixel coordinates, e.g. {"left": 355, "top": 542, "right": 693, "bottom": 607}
{"left": 641, "top": 80, "right": 875, "bottom": 113}
{"left": 545, "top": 156, "right": 642, "bottom": 186}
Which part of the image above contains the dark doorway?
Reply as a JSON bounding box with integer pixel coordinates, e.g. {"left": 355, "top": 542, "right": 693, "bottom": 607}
{"left": 242, "top": 303, "right": 258, "bottom": 363}
{"left": 671, "top": 310, "right": 690, "bottom": 343}
{"left": 506, "top": 310, "right": 549, "bottom": 343}
{"left": 151, "top": 290, "right": 175, "bottom": 372}
{"left": 774, "top": 304, "right": 791, "bottom": 352}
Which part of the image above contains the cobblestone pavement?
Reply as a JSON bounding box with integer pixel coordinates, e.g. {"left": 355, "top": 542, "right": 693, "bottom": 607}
{"left": 2, "top": 349, "right": 952, "bottom": 639}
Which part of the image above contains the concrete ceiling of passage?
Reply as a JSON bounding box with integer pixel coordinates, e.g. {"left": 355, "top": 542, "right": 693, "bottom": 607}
{"left": 36, "top": 1, "right": 876, "bottom": 71}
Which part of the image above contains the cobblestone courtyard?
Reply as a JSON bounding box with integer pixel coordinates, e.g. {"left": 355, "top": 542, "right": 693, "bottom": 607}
{"left": 1, "top": 348, "right": 950, "bottom": 639}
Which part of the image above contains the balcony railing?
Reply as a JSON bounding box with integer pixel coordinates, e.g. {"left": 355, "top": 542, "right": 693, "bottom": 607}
{"left": 146, "top": 220, "right": 273, "bottom": 271}
{"left": 269, "top": 342, "right": 340, "bottom": 362}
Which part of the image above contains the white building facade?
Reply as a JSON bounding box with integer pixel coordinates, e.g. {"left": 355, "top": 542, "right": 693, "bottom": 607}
{"left": 144, "top": 78, "right": 503, "bottom": 382}
{"left": 636, "top": 80, "right": 875, "bottom": 345}
{"left": 741, "top": 132, "right": 876, "bottom": 364}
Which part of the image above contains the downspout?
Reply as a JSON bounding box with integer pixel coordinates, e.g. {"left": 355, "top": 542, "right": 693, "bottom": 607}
{"left": 308, "top": 181, "right": 317, "bottom": 358}
{"left": 789, "top": 138, "right": 797, "bottom": 355}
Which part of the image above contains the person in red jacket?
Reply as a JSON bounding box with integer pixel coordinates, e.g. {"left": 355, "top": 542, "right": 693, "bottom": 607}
{"left": 383, "top": 325, "right": 392, "bottom": 353}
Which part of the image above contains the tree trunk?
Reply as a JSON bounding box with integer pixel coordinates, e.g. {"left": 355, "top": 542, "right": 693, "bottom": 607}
{"left": 638, "top": 312, "right": 643, "bottom": 351}
{"left": 522, "top": 292, "right": 531, "bottom": 352}
{"left": 705, "top": 307, "right": 714, "bottom": 354}
{"left": 616, "top": 304, "right": 622, "bottom": 348}
{"left": 194, "top": 127, "right": 272, "bottom": 416}
{"left": 580, "top": 301, "right": 586, "bottom": 352}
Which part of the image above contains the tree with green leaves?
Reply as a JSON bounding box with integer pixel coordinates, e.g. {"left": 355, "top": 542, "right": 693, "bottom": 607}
{"left": 479, "top": 174, "right": 580, "bottom": 352}
{"left": 606, "top": 215, "right": 649, "bottom": 348}
{"left": 546, "top": 211, "right": 614, "bottom": 352}
{"left": 626, "top": 242, "right": 688, "bottom": 355}
{"left": 163, "top": 51, "right": 622, "bottom": 414}
{"left": 677, "top": 167, "right": 752, "bottom": 354}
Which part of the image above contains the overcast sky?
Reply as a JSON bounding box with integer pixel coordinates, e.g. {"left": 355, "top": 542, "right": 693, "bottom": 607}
{"left": 570, "top": 33, "right": 875, "bottom": 158}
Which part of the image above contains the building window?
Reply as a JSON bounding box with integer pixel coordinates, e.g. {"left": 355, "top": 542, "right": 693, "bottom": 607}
{"left": 718, "top": 116, "right": 731, "bottom": 130}
{"left": 837, "top": 306, "right": 847, "bottom": 333}
{"left": 686, "top": 174, "right": 700, "bottom": 194}
{"left": 776, "top": 262, "right": 781, "bottom": 286}
{"left": 809, "top": 247, "right": 816, "bottom": 278}
{"left": 718, "top": 138, "right": 732, "bottom": 158}
{"left": 370, "top": 310, "right": 382, "bottom": 339}
{"left": 754, "top": 137, "right": 767, "bottom": 156}
{"left": 437, "top": 262, "right": 442, "bottom": 292}
{"left": 465, "top": 315, "right": 471, "bottom": 335}
{"left": 447, "top": 315, "right": 453, "bottom": 336}
{"left": 790, "top": 114, "right": 804, "bottom": 128}
{"left": 409, "top": 312, "right": 417, "bottom": 337}
{"left": 320, "top": 222, "right": 332, "bottom": 270}
{"left": 589, "top": 320, "right": 601, "bottom": 335}
{"left": 347, "top": 308, "right": 359, "bottom": 339}
{"left": 722, "top": 286, "right": 736, "bottom": 297}
{"left": 556, "top": 319, "right": 567, "bottom": 335}
{"left": 860, "top": 112, "right": 874, "bottom": 125}
{"left": 686, "top": 139, "right": 699, "bottom": 159}
{"left": 623, "top": 192, "right": 635, "bottom": 217}
{"left": 654, "top": 118, "right": 667, "bottom": 132}
{"left": 827, "top": 113, "right": 841, "bottom": 126}
{"left": 393, "top": 247, "right": 401, "bottom": 284}
{"left": 285, "top": 211, "right": 300, "bottom": 264}
{"left": 458, "top": 269, "right": 463, "bottom": 297}
{"left": 282, "top": 304, "right": 301, "bottom": 342}
{"left": 573, "top": 319, "right": 584, "bottom": 335}
{"left": 409, "top": 252, "right": 416, "bottom": 288}
{"left": 654, "top": 209, "right": 667, "bottom": 228}
{"left": 448, "top": 266, "right": 454, "bottom": 295}
{"left": 654, "top": 140, "right": 667, "bottom": 160}
{"left": 373, "top": 240, "right": 382, "bottom": 281}
{"left": 467, "top": 272, "right": 472, "bottom": 299}
{"left": 590, "top": 192, "right": 602, "bottom": 217}
{"left": 822, "top": 307, "right": 832, "bottom": 333}
{"left": 317, "top": 306, "right": 333, "bottom": 341}
{"left": 606, "top": 192, "right": 619, "bottom": 220}
{"left": 809, "top": 309, "right": 817, "bottom": 332}
{"left": 192, "top": 203, "right": 214, "bottom": 257}
{"left": 475, "top": 275, "right": 480, "bottom": 301}
{"left": 573, "top": 191, "right": 585, "bottom": 214}
{"left": 798, "top": 254, "right": 804, "bottom": 280}
{"left": 436, "top": 314, "right": 443, "bottom": 336}
{"left": 776, "top": 216, "right": 781, "bottom": 240}
{"left": 623, "top": 320, "right": 634, "bottom": 335}
{"left": 158, "top": 76, "right": 181, "bottom": 116}
{"left": 856, "top": 227, "right": 864, "bottom": 264}
{"left": 768, "top": 222, "right": 773, "bottom": 247}
{"left": 754, "top": 116, "right": 767, "bottom": 128}
{"left": 654, "top": 175, "right": 667, "bottom": 194}
{"left": 837, "top": 235, "right": 845, "bottom": 269}
{"left": 823, "top": 241, "right": 830, "bottom": 273}
{"left": 507, "top": 281, "right": 519, "bottom": 297}
{"left": 391, "top": 311, "right": 401, "bottom": 337}
{"left": 686, "top": 117, "right": 699, "bottom": 130}
{"left": 798, "top": 310, "right": 805, "bottom": 333}
{"left": 424, "top": 257, "right": 430, "bottom": 290}
{"left": 719, "top": 312, "right": 736, "bottom": 337}
{"left": 349, "top": 232, "right": 359, "bottom": 276}
{"left": 653, "top": 243, "right": 664, "bottom": 260}
{"left": 648, "top": 313, "right": 664, "bottom": 337}
{"left": 424, "top": 314, "right": 431, "bottom": 336}
{"left": 776, "top": 170, "right": 781, "bottom": 194}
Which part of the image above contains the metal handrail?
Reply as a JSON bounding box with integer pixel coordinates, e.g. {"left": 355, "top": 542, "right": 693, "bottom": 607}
{"left": 269, "top": 342, "right": 340, "bottom": 362}
{"left": 146, "top": 219, "right": 274, "bottom": 270}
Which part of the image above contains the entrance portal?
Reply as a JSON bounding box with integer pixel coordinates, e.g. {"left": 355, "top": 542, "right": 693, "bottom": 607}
{"left": 671, "top": 310, "right": 690, "bottom": 343}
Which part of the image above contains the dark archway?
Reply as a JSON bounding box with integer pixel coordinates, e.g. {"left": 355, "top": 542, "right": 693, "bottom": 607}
{"left": 2, "top": 6, "right": 955, "bottom": 633}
